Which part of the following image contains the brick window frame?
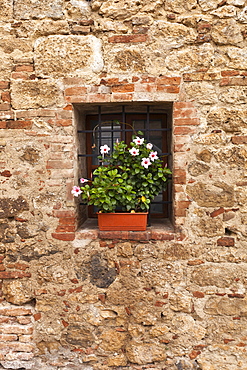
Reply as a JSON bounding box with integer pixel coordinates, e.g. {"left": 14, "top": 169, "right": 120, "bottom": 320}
{"left": 51, "top": 76, "right": 199, "bottom": 242}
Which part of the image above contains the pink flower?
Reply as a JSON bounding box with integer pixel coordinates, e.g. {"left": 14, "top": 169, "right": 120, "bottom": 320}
{"left": 129, "top": 147, "right": 140, "bottom": 156}
{"left": 146, "top": 143, "right": 153, "bottom": 150}
{"left": 133, "top": 136, "right": 144, "bottom": 145}
{"left": 141, "top": 157, "right": 151, "bottom": 169}
{"left": 80, "top": 178, "right": 89, "bottom": 184}
{"left": 71, "top": 186, "right": 82, "bottom": 197}
{"left": 149, "top": 151, "right": 158, "bottom": 161}
{"left": 100, "top": 144, "right": 110, "bottom": 155}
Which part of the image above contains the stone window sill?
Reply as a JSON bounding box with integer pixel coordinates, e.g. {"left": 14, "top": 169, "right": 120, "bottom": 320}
{"left": 75, "top": 219, "right": 183, "bottom": 241}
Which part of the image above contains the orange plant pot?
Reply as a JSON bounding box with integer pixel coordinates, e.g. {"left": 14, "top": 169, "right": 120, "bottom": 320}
{"left": 97, "top": 212, "right": 148, "bottom": 231}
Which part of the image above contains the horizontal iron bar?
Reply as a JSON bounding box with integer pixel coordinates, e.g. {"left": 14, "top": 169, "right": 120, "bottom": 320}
{"left": 77, "top": 128, "right": 171, "bottom": 134}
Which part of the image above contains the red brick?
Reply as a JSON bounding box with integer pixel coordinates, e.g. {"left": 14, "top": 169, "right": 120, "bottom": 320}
{"left": 53, "top": 210, "right": 76, "bottom": 218}
{"left": 112, "top": 84, "right": 134, "bottom": 93}
{"left": 48, "top": 119, "right": 72, "bottom": 127}
{"left": 15, "top": 65, "right": 34, "bottom": 72}
{"left": 174, "top": 126, "right": 196, "bottom": 135}
{"left": 65, "top": 87, "right": 87, "bottom": 95}
{"left": 58, "top": 217, "right": 76, "bottom": 225}
{"left": 210, "top": 207, "right": 224, "bottom": 217}
{"left": 6, "top": 262, "right": 29, "bottom": 270}
{"left": 193, "top": 291, "right": 205, "bottom": 298}
{"left": 46, "top": 160, "right": 73, "bottom": 169}
{"left": 0, "top": 81, "right": 9, "bottom": 89}
{"left": 221, "top": 70, "right": 239, "bottom": 77}
{"left": 0, "top": 271, "right": 31, "bottom": 279}
{"left": 189, "top": 350, "right": 201, "bottom": 359}
{"left": 100, "top": 78, "right": 120, "bottom": 86}
{"left": 173, "top": 108, "right": 197, "bottom": 119}
{"left": 173, "top": 102, "right": 195, "bottom": 109}
{"left": 154, "top": 301, "right": 166, "bottom": 307}
{"left": 176, "top": 201, "right": 191, "bottom": 209}
{"left": 156, "top": 76, "right": 181, "bottom": 85}
{"left": 0, "top": 121, "right": 7, "bottom": 129}
{"left": 1, "top": 91, "right": 10, "bottom": 102}
{"left": 174, "top": 118, "right": 199, "bottom": 126}
{"left": 7, "top": 120, "right": 32, "bottom": 129}
{"left": 111, "top": 93, "right": 133, "bottom": 101}
{"left": 0, "top": 103, "right": 11, "bottom": 111}
{"left": 174, "top": 208, "right": 187, "bottom": 217}
{"left": 151, "top": 231, "right": 175, "bottom": 240}
{"left": 87, "top": 93, "right": 111, "bottom": 103}
{"left": 217, "top": 237, "right": 235, "bottom": 247}
{"left": 52, "top": 233, "right": 75, "bottom": 241}
{"left": 187, "top": 260, "right": 204, "bottom": 266}
{"left": 65, "top": 95, "right": 87, "bottom": 103}
{"left": 0, "top": 326, "right": 33, "bottom": 335}
{"left": 141, "top": 76, "right": 156, "bottom": 83}
{"left": 228, "top": 293, "right": 245, "bottom": 298}
{"left": 55, "top": 225, "right": 76, "bottom": 233}
{"left": 11, "top": 72, "right": 29, "bottom": 79}
{"left": 108, "top": 34, "right": 147, "bottom": 43}
{"left": 232, "top": 136, "right": 247, "bottom": 144}
{"left": 156, "top": 85, "right": 180, "bottom": 93}
{"left": 173, "top": 169, "right": 186, "bottom": 184}
{"left": 0, "top": 342, "right": 33, "bottom": 351}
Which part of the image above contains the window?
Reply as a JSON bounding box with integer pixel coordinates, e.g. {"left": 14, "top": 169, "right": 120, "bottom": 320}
{"left": 75, "top": 103, "right": 172, "bottom": 223}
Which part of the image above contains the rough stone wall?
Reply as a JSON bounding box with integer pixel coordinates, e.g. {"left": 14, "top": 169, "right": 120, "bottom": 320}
{"left": 1, "top": 0, "right": 247, "bottom": 369}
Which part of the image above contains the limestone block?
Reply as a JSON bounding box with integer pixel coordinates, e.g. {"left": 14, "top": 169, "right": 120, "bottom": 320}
{"left": 204, "top": 296, "right": 247, "bottom": 315}
{"left": 125, "top": 341, "right": 166, "bottom": 364}
{"left": 238, "top": 6, "right": 247, "bottom": 22}
{"left": 216, "top": 147, "right": 247, "bottom": 168}
{"left": 188, "top": 161, "right": 210, "bottom": 176}
{"left": 113, "top": 48, "right": 146, "bottom": 72}
{"left": 191, "top": 264, "right": 247, "bottom": 288}
{"left": 219, "top": 86, "right": 247, "bottom": 104}
{"left": 64, "top": 0, "right": 92, "bottom": 20}
{"left": 196, "top": 150, "right": 213, "bottom": 163}
{"left": 65, "top": 324, "right": 94, "bottom": 346}
{"left": 190, "top": 212, "right": 224, "bottom": 237}
{"left": 194, "top": 132, "right": 227, "bottom": 145}
{"left": 107, "top": 354, "right": 127, "bottom": 367}
{"left": 165, "top": 0, "right": 197, "bottom": 13}
{"left": 99, "top": 329, "right": 128, "bottom": 351}
{"left": 0, "top": 0, "right": 13, "bottom": 20}
{"left": 207, "top": 107, "right": 247, "bottom": 132}
{"left": 34, "top": 35, "right": 103, "bottom": 78}
{"left": 186, "top": 182, "right": 235, "bottom": 207}
{"left": 14, "top": 0, "right": 64, "bottom": 20}
{"left": 169, "top": 292, "right": 193, "bottom": 313}
{"left": 2, "top": 280, "right": 33, "bottom": 305}
{"left": 199, "top": 0, "right": 224, "bottom": 11}
{"left": 227, "top": 0, "right": 245, "bottom": 5}
{"left": 165, "top": 45, "right": 215, "bottom": 72}
{"left": 172, "top": 315, "right": 206, "bottom": 340}
{"left": 184, "top": 82, "right": 218, "bottom": 104}
{"left": 227, "top": 47, "right": 247, "bottom": 69}
{"left": 11, "top": 80, "right": 63, "bottom": 110}
{"left": 210, "top": 5, "right": 237, "bottom": 17}
{"left": 211, "top": 19, "right": 243, "bottom": 45}
{"left": 154, "top": 21, "right": 197, "bottom": 48}
{"left": 98, "top": 0, "right": 141, "bottom": 19}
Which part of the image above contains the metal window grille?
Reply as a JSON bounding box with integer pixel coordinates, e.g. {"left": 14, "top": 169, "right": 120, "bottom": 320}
{"left": 77, "top": 104, "right": 172, "bottom": 218}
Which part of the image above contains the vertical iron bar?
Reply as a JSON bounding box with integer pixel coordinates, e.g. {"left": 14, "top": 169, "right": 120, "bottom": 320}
{"left": 111, "top": 119, "right": 114, "bottom": 149}
{"left": 98, "top": 105, "right": 102, "bottom": 148}
{"left": 122, "top": 105, "right": 126, "bottom": 141}
{"left": 146, "top": 105, "right": 150, "bottom": 141}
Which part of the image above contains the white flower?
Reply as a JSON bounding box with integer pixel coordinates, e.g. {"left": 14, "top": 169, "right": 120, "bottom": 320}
{"left": 133, "top": 136, "right": 144, "bottom": 145}
{"left": 71, "top": 186, "right": 82, "bottom": 197}
{"left": 80, "top": 178, "right": 88, "bottom": 184}
{"left": 100, "top": 144, "right": 110, "bottom": 155}
{"left": 146, "top": 143, "right": 153, "bottom": 150}
{"left": 149, "top": 151, "right": 158, "bottom": 161}
{"left": 141, "top": 157, "right": 151, "bottom": 169}
{"left": 129, "top": 147, "right": 140, "bottom": 156}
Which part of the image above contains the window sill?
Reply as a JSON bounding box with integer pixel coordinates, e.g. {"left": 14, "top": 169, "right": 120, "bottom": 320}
{"left": 75, "top": 219, "right": 183, "bottom": 241}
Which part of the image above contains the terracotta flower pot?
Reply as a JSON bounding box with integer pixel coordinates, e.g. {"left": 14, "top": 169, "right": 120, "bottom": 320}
{"left": 97, "top": 212, "right": 148, "bottom": 231}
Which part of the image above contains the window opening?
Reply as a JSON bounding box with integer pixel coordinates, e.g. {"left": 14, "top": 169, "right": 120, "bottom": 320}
{"left": 77, "top": 104, "right": 172, "bottom": 220}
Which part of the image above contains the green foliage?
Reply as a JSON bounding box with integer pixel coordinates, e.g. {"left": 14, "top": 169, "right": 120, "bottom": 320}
{"left": 80, "top": 136, "right": 172, "bottom": 213}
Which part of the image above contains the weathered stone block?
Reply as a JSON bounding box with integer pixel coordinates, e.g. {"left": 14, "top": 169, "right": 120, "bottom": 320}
{"left": 188, "top": 161, "right": 210, "bottom": 176}
{"left": 2, "top": 280, "right": 33, "bottom": 305}
{"left": 14, "top": 0, "right": 63, "bottom": 20}
{"left": 186, "top": 182, "right": 235, "bottom": 207}
{"left": 11, "top": 80, "right": 63, "bottom": 109}
{"left": 154, "top": 21, "right": 197, "bottom": 48}
{"left": 125, "top": 341, "right": 166, "bottom": 364}
{"left": 0, "top": 197, "right": 29, "bottom": 218}
{"left": 165, "top": 0, "right": 197, "bottom": 13}
{"left": 34, "top": 35, "right": 103, "bottom": 77}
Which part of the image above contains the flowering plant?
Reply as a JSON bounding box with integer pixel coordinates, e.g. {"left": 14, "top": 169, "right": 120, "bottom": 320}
{"left": 72, "top": 135, "right": 171, "bottom": 213}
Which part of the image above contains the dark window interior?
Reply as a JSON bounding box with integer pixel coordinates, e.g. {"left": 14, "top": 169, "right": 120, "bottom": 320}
{"left": 75, "top": 103, "right": 173, "bottom": 222}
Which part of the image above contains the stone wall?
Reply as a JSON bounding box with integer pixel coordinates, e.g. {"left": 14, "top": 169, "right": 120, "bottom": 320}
{"left": 1, "top": 0, "right": 247, "bottom": 369}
